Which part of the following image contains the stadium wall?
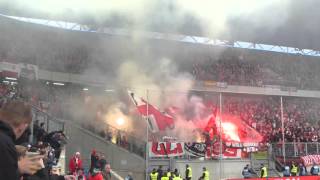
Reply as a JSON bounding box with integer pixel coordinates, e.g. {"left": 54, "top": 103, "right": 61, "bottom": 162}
{"left": 64, "top": 121, "right": 145, "bottom": 179}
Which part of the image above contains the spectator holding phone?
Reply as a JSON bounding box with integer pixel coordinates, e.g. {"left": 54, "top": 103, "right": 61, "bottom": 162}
{"left": 0, "top": 101, "right": 40, "bottom": 179}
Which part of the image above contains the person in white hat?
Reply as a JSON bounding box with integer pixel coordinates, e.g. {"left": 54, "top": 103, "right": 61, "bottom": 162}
{"left": 69, "top": 151, "right": 83, "bottom": 174}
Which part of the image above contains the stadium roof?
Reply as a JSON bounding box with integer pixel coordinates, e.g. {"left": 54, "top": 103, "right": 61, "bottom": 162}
{"left": 1, "top": 1, "right": 320, "bottom": 52}
{"left": 1, "top": 13, "right": 319, "bottom": 58}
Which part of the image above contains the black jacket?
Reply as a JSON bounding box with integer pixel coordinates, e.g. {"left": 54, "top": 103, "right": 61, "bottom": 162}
{"left": 48, "top": 174, "right": 65, "bottom": 180}
{"left": 0, "top": 120, "right": 19, "bottom": 180}
{"left": 23, "top": 168, "right": 50, "bottom": 180}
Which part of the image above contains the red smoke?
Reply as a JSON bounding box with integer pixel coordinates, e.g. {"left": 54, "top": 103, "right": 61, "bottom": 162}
{"left": 201, "top": 113, "right": 263, "bottom": 143}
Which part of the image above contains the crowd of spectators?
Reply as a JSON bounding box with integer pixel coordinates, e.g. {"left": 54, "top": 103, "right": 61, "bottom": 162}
{"left": 0, "top": 99, "right": 74, "bottom": 179}
{"left": 67, "top": 150, "right": 112, "bottom": 180}
{"left": 4, "top": 76, "right": 320, "bottom": 148}
{"left": 222, "top": 95, "right": 320, "bottom": 144}
{"left": 2, "top": 15, "right": 320, "bottom": 91}
{"left": 191, "top": 53, "right": 320, "bottom": 90}
{"left": 192, "top": 57, "right": 264, "bottom": 86}
{"left": 0, "top": 82, "right": 120, "bottom": 179}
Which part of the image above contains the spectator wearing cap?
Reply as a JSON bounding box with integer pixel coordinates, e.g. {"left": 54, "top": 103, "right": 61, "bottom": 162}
{"left": 69, "top": 152, "right": 83, "bottom": 174}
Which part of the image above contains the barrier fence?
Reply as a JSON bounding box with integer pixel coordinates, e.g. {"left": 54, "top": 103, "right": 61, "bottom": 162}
{"left": 272, "top": 142, "right": 320, "bottom": 158}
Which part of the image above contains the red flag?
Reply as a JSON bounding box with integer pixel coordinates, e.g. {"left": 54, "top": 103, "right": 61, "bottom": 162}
{"left": 204, "top": 109, "right": 263, "bottom": 143}
{"left": 128, "top": 91, "right": 174, "bottom": 132}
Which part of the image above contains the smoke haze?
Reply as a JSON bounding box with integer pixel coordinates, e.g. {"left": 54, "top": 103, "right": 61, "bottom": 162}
{"left": 2, "top": 0, "right": 318, "bottom": 142}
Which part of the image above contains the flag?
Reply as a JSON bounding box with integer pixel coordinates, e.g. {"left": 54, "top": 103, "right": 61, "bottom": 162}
{"left": 204, "top": 109, "right": 263, "bottom": 143}
{"left": 204, "top": 107, "right": 218, "bottom": 139}
{"left": 128, "top": 91, "right": 175, "bottom": 132}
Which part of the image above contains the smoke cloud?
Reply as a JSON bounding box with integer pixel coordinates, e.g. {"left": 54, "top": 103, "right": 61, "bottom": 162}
{"left": 1, "top": 0, "right": 290, "bottom": 37}
{"left": 1, "top": 0, "right": 309, "bottom": 142}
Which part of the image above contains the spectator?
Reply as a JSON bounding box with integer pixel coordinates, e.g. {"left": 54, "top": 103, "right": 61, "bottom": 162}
{"left": 69, "top": 152, "right": 83, "bottom": 174}
{"left": 49, "top": 165, "right": 75, "bottom": 180}
{"left": 47, "top": 147, "right": 56, "bottom": 170}
{"left": 0, "top": 101, "right": 41, "bottom": 178}
{"left": 105, "top": 163, "right": 111, "bottom": 180}
{"left": 76, "top": 168, "right": 86, "bottom": 180}
{"left": 157, "top": 165, "right": 163, "bottom": 180}
{"left": 125, "top": 172, "right": 133, "bottom": 180}
{"left": 90, "top": 149, "right": 99, "bottom": 174}
{"left": 99, "top": 155, "right": 111, "bottom": 180}
{"left": 310, "top": 162, "right": 319, "bottom": 175}
{"left": 89, "top": 168, "right": 104, "bottom": 180}
{"left": 299, "top": 163, "right": 307, "bottom": 176}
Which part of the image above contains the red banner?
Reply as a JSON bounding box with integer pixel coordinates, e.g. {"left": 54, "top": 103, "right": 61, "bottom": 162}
{"left": 229, "top": 176, "right": 320, "bottom": 180}
{"left": 0, "top": 62, "right": 38, "bottom": 80}
{"left": 149, "top": 142, "right": 184, "bottom": 157}
{"left": 149, "top": 141, "right": 243, "bottom": 158}
{"left": 301, "top": 155, "right": 320, "bottom": 166}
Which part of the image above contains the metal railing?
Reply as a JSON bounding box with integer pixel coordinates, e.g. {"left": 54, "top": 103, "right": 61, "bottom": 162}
{"left": 80, "top": 122, "right": 146, "bottom": 158}
{"left": 272, "top": 142, "right": 320, "bottom": 157}
{"left": 32, "top": 106, "right": 65, "bottom": 133}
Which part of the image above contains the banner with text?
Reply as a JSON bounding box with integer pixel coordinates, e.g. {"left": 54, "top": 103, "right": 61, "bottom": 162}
{"left": 148, "top": 142, "right": 255, "bottom": 158}
{"left": 149, "top": 142, "right": 185, "bottom": 157}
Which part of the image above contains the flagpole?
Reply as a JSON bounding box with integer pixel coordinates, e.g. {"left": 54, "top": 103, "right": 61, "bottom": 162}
{"left": 219, "top": 92, "right": 222, "bottom": 180}
{"left": 146, "top": 89, "right": 149, "bottom": 180}
{"left": 280, "top": 96, "right": 286, "bottom": 164}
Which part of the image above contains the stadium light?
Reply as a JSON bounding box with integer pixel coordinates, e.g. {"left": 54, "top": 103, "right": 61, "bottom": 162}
{"left": 83, "top": 88, "right": 89, "bottom": 91}
{"left": 5, "top": 77, "right": 17, "bottom": 81}
{"left": 53, "top": 82, "right": 65, "bottom": 86}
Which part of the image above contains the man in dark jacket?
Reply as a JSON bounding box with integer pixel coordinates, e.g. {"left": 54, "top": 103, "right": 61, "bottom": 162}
{"left": 0, "top": 101, "right": 35, "bottom": 179}
{"left": 157, "top": 165, "right": 163, "bottom": 180}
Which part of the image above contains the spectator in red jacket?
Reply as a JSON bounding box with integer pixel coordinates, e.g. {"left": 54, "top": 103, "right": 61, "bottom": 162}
{"left": 89, "top": 168, "right": 104, "bottom": 180}
{"left": 69, "top": 152, "right": 83, "bottom": 174}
